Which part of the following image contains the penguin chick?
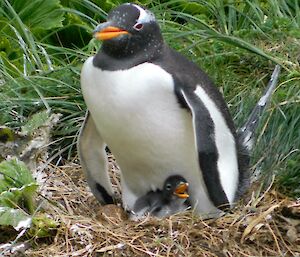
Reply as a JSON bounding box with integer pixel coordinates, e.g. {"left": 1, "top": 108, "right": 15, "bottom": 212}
{"left": 131, "top": 175, "right": 190, "bottom": 219}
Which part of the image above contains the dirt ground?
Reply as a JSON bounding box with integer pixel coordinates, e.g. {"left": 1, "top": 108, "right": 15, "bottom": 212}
{"left": 21, "top": 159, "right": 300, "bottom": 256}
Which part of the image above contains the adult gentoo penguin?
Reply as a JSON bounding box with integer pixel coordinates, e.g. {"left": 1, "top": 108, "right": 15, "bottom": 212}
{"left": 78, "top": 3, "right": 279, "bottom": 217}
{"left": 131, "top": 175, "right": 190, "bottom": 219}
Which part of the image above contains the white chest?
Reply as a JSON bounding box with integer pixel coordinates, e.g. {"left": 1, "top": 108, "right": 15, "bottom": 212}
{"left": 82, "top": 57, "right": 186, "bottom": 138}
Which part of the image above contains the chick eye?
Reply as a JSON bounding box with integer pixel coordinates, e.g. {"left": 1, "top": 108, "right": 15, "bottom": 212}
{"left": 133, "top": 23, "right": 143, "bottom": 31}
{"left": 165, "top": 184, "right": 172, "bottom": 190}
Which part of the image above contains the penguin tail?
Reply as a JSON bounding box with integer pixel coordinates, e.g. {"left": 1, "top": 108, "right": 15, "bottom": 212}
{"left": 238, "top": 65, "right": 281, "bottom": 151}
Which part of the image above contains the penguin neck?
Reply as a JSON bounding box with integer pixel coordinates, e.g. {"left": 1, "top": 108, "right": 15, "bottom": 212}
{"left": 161, "top": 192, "right": 173, "bottom": 203}
{"left": 93, "top": 38, "right": 164, "bottom": 71}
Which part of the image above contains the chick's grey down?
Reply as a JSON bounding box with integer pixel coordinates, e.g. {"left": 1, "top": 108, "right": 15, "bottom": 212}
{"left": 132, "top": 175, "right": 190, "bottom": 218}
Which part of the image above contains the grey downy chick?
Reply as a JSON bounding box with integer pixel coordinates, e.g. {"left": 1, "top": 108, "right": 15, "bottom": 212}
{"left": 131, "top": 175, "right": 190, "bottom": 219}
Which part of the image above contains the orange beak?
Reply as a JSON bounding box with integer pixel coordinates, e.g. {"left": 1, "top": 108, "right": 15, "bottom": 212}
{"left": 174, "top": 182, "right": 189, "bottom": 199}
{"left": 94, "top": 25, "right": 129, "bottom": 41}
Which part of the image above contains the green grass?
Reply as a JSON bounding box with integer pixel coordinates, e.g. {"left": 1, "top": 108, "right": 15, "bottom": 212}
{"left": 0, "top": 0, "right": 299, "bottom": 197}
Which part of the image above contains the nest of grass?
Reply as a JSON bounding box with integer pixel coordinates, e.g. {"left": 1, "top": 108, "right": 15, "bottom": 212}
{"left": 25, "top": 156, "right": 300, "bottom": 256}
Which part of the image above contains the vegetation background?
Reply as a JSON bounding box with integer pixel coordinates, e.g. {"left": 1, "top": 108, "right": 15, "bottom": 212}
{"left": 0, "top": 0, "right": 299, "bottom": 255}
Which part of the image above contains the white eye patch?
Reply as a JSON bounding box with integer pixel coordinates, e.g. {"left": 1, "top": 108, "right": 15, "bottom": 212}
{"left": 133, "top": 4, "right": 156, "bottom": 23}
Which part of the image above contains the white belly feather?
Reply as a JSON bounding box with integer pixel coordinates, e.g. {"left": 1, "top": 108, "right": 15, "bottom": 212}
{"left": 81, "top": 57, "right": 218, "bottom": 214}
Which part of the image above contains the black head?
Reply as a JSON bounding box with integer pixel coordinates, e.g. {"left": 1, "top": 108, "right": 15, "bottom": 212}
{"left": 94, "top": 3, "right": 163, "bottom": 60}
{"left": 162, "top": 175, "right": 189, "bottom": 200}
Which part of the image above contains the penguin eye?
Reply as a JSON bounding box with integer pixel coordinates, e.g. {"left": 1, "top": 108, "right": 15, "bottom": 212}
{"left": 165, "top": 184, "right": 172, "bottom": 191}
{"left": 133, "top": 23, "right": 143, "bottom": 31}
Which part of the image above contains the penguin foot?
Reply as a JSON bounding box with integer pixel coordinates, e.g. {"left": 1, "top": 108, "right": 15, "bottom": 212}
{"left": 88, "top": 182, "right": 116, "bottom": 205}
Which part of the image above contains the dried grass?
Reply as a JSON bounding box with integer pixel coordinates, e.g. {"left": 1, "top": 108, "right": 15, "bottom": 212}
{"left": 26, "top": 157, "right": 300, "bottom": 256}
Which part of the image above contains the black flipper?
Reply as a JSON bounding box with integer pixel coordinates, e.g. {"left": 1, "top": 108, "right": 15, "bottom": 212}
{"left": 180, "top": 88, "right": 230, "bottom": 210}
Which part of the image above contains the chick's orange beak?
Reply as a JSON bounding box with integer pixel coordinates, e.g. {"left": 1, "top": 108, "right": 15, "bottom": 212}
{"left": 174, "top": 183, "right": 189, "bottom": 199}
{"left": 94, "top": 25, "right": 129, "bottom": 41}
